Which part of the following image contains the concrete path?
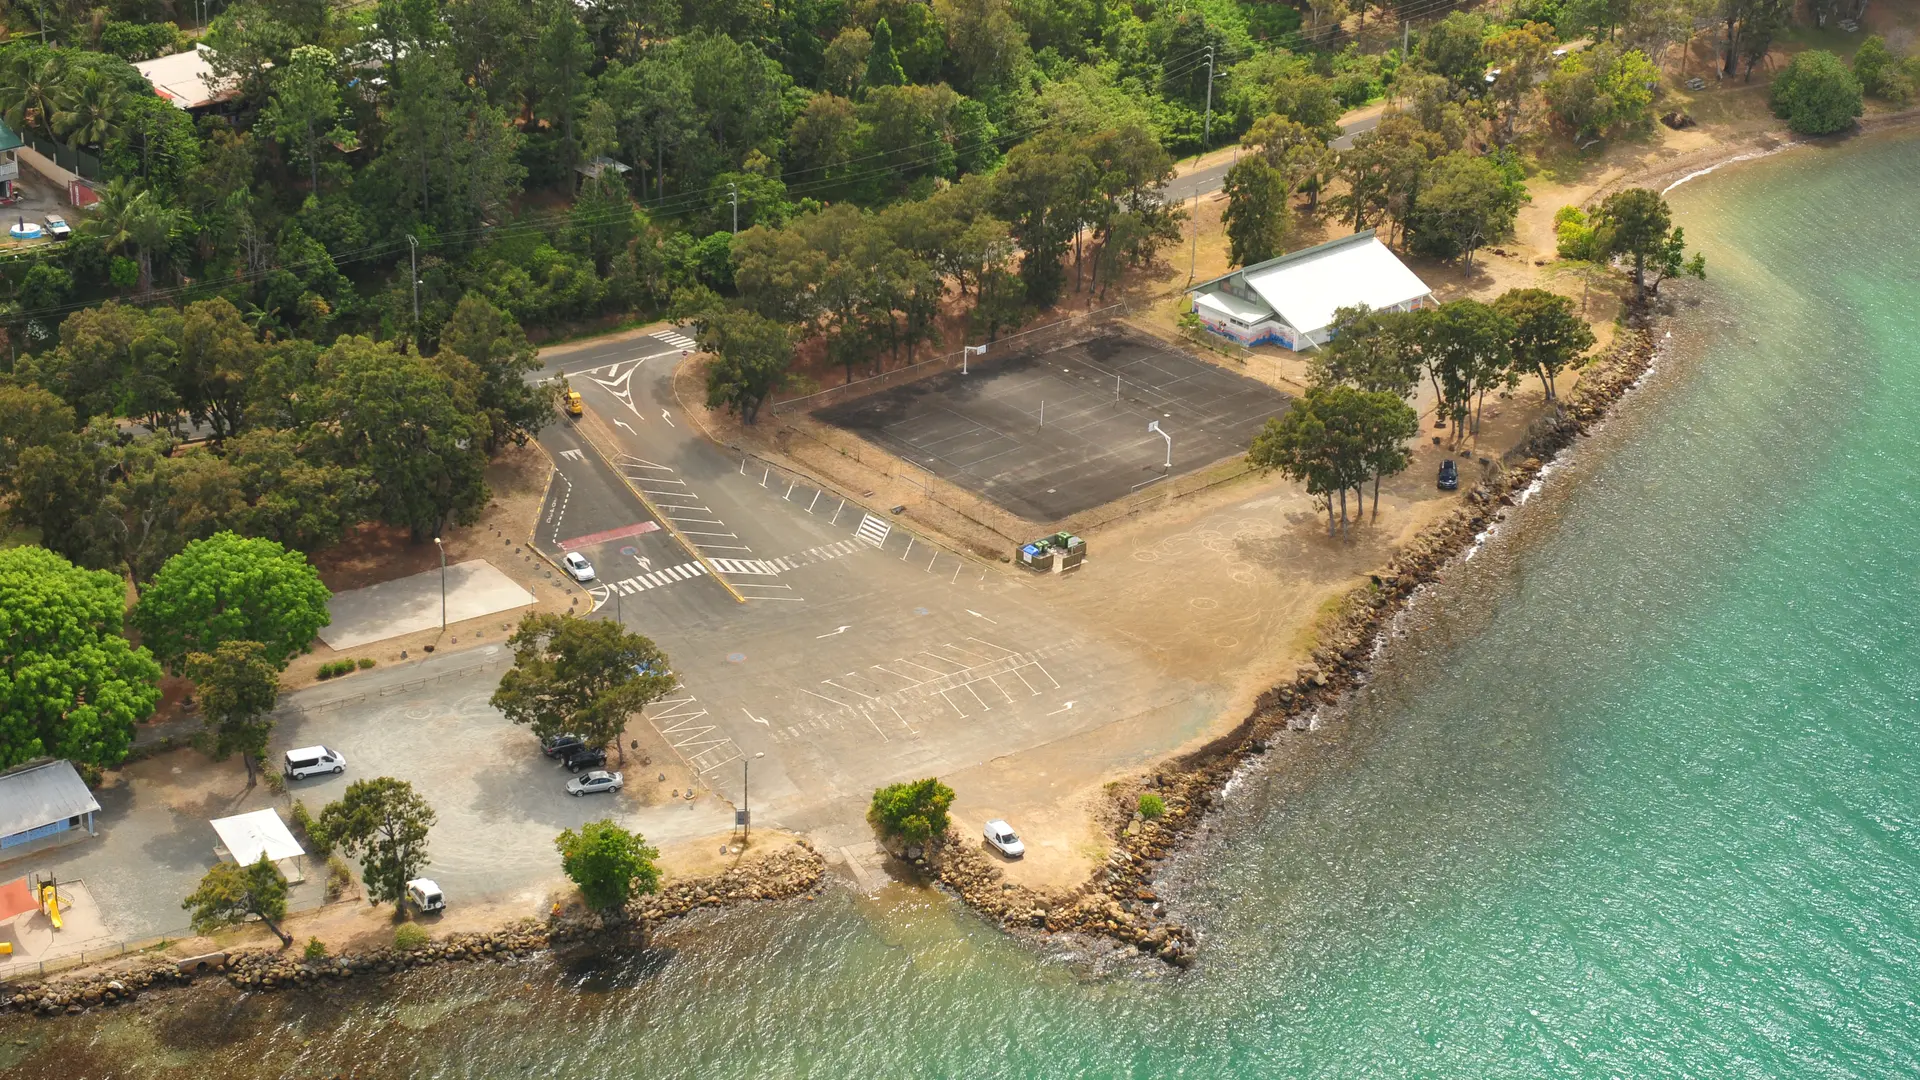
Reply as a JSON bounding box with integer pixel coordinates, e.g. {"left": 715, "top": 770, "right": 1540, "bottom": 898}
{"left": 320, "top": 560, "right": 535, "bottom": 650}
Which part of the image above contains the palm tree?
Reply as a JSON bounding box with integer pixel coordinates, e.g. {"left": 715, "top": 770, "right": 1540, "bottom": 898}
{"left": 127, "top": 199, "right": 181, "bottom": 295}
{"left": 84, "top": 178, "right": 178, "bottom": 293}
{"left": 0, "top": 51, "right": 68, "bottom": 138}
{"left": 52, "top": 67, "right": 126, "bottom": 148}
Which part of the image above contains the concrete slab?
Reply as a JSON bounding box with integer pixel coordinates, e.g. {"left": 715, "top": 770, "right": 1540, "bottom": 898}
{"left": 320, "top": 560, "right": 535, "bottom": 650}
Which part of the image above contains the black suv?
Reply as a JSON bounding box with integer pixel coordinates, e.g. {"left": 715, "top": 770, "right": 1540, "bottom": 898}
{"left": 542, "top": 733, "right": 585, "bottom": 759}
{"left": 1437, "top": 459, "right": 1459, "bottom": 491}
{"left": 563, "top": 745, "right": 608, "bottom": 773}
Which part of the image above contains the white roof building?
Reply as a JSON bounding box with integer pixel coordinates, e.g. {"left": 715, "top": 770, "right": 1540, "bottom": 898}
{"left": 209, "top": 809, "right": 306, "bottom": 881}
{"left": 134, "top": 46, "right": 240, "bottom": 111}
{"left": 1188, "top": 230, "right": 1435, "bottom": 351}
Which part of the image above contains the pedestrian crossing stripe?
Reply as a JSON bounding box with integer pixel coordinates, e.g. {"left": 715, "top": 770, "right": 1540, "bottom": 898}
{"left": 654, "top": 331, "right": 697, "bottom": 349}
{"left": 854, "top": 513, "right": 892, "bottom": 547}
{"left": 609, "top": 561, "right": 706, "bottom": 594}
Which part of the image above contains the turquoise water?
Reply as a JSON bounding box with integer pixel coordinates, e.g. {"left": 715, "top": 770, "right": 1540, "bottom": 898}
{"left": 10, "top": 133, "right": 1920, "bottom": 1078}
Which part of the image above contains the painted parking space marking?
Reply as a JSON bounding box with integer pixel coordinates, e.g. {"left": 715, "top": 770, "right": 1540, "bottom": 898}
{"left": 644, "top": 691, "right": 741, "bottom": 774}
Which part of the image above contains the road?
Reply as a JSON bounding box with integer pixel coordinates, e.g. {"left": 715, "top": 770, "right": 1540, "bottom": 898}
{"left": 1168, "top": 106, "right": 1385, "bottom": 200}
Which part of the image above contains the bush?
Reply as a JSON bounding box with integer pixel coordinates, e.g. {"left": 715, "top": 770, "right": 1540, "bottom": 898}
{"left": 1137, "top": 793, "right": 1166, "bottom": 819}
{"left": 867, "top": 778, "right": 955, "bottom": 847}
{"left": 303, "top": 937, "right": 328, "bottom": 961}
{"left": 357, "top": 657, "right": 376, "bottom": 670}
{"left": 317, "top": 659, "right": 362, "bottom": 679}
{"left": 1553, "top": 205, "right": 1609, "bottom": 262}
{"left": 98, "top": 21, "right": 184, "bottom": 61}
{"left": 290, "top": 800, "right": 332, "bottom": 857}
{"left": 393, "top": 923, "right": 429, "bottom": 951}
{"left": 262, "top": 770, "right": 286, "bottom": 795}
{"left": 326, "top": 854, "right": 354, "bottom": 901}
{"left": 1770, "top": 50, "right": 1863, "bottom": 135}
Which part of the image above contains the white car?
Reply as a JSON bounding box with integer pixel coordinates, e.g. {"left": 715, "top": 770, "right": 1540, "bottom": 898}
{"left": 284, "top": 745, "right": 346, "bottom": 779}
{"left": 984, "top": 819, "right": 1025, "bottom": 858}
{"left": 43, "top": 214, "right": 70, "bottom": 239}
{"left": 567, "top": 770, "right": 623, "bottom": 796}
{"left": 562, "top": 551, "right": 595, "bottom": 582}
{"left": 405, "top": 878, "right": 445, "bottom": 912}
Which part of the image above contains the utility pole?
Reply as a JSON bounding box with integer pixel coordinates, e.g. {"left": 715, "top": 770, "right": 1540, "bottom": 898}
{"left": 432, "top": 536, "right": 447, "bottom": 631}
{"left": 1403, "top": 21, "right": 1410, "bottom": 60}
{"left": 1187, "top": 182, "right": 1199, "bottom": 284}
{"left": 1202, "top": 46, "right": 1215, "bottom": 150}
{"left": 727, "top": 182, "right": 739, "bottom": 234}
{"left": 407, "top": 234, "right": 420, "bottom": 330}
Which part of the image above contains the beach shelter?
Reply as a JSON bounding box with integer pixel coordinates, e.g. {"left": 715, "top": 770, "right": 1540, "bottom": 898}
{"left": 209, "top": 809, "right": 307, "bottom": 883}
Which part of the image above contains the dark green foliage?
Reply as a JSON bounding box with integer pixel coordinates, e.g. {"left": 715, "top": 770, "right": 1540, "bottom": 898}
{"left": 1770, "top": 50, "right": 1863, "bottom": 135}
{"left": 1221, "top": 156, "right": 1288, "bottom": 266}
{"left": 491, "top": 612, "right": 677, "bottom": 761}
{"left": 183, "top": 855, "right": 292, "bottom": 945}
{"left": 185, "top": 639, "right": 280, "bottom": 784}
{"left": 1137, "top": 793, "right": 1166, "bottom": 819}
{"left": 869, "top": 777, "right": 956, "bottom": 847}
{"left": 318, "top": 777, "right": 436, "bottom": 907}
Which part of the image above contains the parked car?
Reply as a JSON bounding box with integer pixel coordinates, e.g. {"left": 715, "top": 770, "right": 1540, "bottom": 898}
{"left": 284, "top": 745, "right": 346, "bottom": 779}
{"left": 405, "top": 878, "right": 445, "bottom": 912}
{"left": 564, "top": 390, "right": 584, "bottom": 417}
{"left": 563, "top": 551, "right": 595, "bottom": 582}
{"left": 43, "top": 214, "right": 70, "bottom": 240}
{"left": 563, "top": 745, "right": 607, "bottom": 773}
{"left": 984, "top": 819, "right": 1026, "bottom": 858}
{"left": 567, "top": 770, "right": 624, "bottom": 796}
{"left": 543, "top": 733, "right": 586, "bottom": 759}
{"left": 1437, "top": 459, "right": 1459, "bottom": 491}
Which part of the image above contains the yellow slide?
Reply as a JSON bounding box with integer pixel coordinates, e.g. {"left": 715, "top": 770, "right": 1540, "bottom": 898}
{"left": 41, "top": 884, "right": 61, "bottom": 930}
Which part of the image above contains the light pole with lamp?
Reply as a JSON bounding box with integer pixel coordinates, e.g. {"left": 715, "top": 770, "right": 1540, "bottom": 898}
{"left": 432, "top": 536, "right": 447, "bottom": 631}
{"left": 741, "top": 751, "right": 765, "bottom": 843}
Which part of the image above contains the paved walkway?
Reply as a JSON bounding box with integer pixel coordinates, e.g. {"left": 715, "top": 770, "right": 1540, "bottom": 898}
{"left": 320, "top": 560, "right": 535, "bottom": 650}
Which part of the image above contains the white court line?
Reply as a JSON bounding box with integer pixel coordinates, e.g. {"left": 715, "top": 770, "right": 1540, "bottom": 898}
{"left": 823, "top": 678, "right": 876, "bottom": 700}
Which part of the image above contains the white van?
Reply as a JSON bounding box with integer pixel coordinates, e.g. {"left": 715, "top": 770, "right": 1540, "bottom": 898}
{"left": 284, "top": 745, "right": 346, "bottom": 779}
{"left": 406, "top": 878, "right": 445, "bottom": 912}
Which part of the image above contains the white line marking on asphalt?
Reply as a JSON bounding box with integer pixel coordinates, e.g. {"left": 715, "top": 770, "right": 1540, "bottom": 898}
{"left": 966, "top": 609, "right": 998, "bottom": 624}
{"left": 1046, "top": 700, "right": 1078, "bottom": 716}
{"left": 661, "top": 409, "right": 674, "bottom": 427}
{"left": 816, "top": 625, "right": 852, "bottom": 638}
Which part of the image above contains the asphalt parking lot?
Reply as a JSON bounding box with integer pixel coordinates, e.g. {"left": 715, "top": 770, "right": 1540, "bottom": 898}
{"left": 815, "top": 328, "right": 1292, "bottom": 521}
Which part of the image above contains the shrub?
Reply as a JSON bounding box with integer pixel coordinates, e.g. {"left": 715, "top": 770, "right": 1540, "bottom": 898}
{"left": 290, "top": 800, "right": 332, "bottom": 857}
{"left": 867, "top": 778, "right": 955, "bottom": 848}
{"left": 1137, "top": 793, "right": 1167, "bottom": 819}
{"left": 303, "top": 937, "right": 328, "bottom": 961}
{"left": 1553, "top": 205, "right": 1609, "bottom": 262}
{"left": 1770, "top": 49, "right": 1863, "bottom": 135}
{"left": 262, "top": 770, "right": 286, "bottom": 795}
{"left": 357, "top": 657, "right": 376, "bottom": 670}
{"left": 393, "top": 923, "right": 429, "bottom": 951}
{"left": 326, "top": 854, "right": 354, "bottom": 901}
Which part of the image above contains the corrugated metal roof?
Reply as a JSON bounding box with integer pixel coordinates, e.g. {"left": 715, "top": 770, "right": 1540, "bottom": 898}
{"left": 0, "top": 760, "right": 100, "bottom": 838}
{"left": 1189, "top": 230, "right": 1434, "bottom": 336}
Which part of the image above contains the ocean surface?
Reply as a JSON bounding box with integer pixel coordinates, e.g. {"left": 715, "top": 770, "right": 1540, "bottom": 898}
{"left": 8, "top": 132, "right": 1920, "bottom": 1079}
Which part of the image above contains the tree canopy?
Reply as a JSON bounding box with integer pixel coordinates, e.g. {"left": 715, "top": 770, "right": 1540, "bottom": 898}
{"left": 318, "top": 777, "right": 437, "bottom": 907}
{"left": 0, "top": 545, "right": 161, "bottom": 770}
{"left": 1770, "top": 50, "right": 1863, "bottom": 135}
{"left": 131, "top": 531, "right": 331, "bottom": 675}
{"left": 491, "top": 613, "right": 678, "bottom": 761}
{"left": 868, "top": 777, "right": 955, "bottom": 847}
{"left": 555, "top": 819, "right": 662, "bottom": 911}
{"left": 182, "top": 854, "right": 293, "bottom": 946}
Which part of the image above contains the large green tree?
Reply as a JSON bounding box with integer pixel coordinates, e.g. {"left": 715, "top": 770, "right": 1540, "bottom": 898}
{"left": 868, "top": 777, "right": 956, "bottom": 848}
{"left": 182, "top": 855, "right": 292, "bottom": 946}
{"left": 1221, "top": 156, "right": 1289, "bottom": 267}
{"left": 555, "top": 819, "right": 661, "bottom": 912}
{"left": 262, "top": 44, "right": 354, "bottom": 192}
{"left": 0, "top": 545, "right": 162, "bottom": 770}
{"left": 132, "top": 532, "right": 331, "bottom": 675}
{"left": 1492, "top": 288, "right": 1595, "bottom": 401}
{"left": 1593, "top": 188, "right": 1705, "bottom": 302}
{"left": 490, "top": 613, "right": 678, "bottom": 762}
{"left": 1769, "top": 50, "right": 1863, "bottom": 135}
{"left": 313, "top": 337, "right": 489, "bottom": 542}
{"left": 1420, "top": 299, "right": 1516, "bottom": 444}
{"left": 185, "top": 640, "right": 280, "bottom": 785}
{"left": 318, "top": 777, "right": 437, "bottom": 907}
{"left": 1404, "top": 151, "right": 1528, "bottom": 265}
{"left": 701, "top": 309, "right": 793, "bottom": 424}
{"left": 434, "top": 296, "right": 555, "bottom": 454}
{"left": 1310, "top": 305, "right": 1424, "bottom": 399}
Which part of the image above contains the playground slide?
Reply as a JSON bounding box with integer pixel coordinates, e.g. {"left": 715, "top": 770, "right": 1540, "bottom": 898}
{"left": 41, "top": 885, "right": 61, "bottom": 930}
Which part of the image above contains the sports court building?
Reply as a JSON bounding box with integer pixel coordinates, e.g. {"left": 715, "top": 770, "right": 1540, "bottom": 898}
{"left": 1187, "top": 230, "right": 1435, "bottom": 351}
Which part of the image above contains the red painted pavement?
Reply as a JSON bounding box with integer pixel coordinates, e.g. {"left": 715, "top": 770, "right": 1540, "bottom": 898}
{"left": 557, "top": 521, "right": 661, "bottom": 551}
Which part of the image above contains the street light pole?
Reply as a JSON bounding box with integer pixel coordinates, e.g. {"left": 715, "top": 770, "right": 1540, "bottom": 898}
{"left": 407, "top": 235, "right": 421, "bottom": 335}
{"left": 742, "top": 751, "right": 764, "bottom": 842}
{"left": 1202, "top": 46, "right": 1215, "bottom": 150}
{"left": 432, "top": 536, "right": 446, "bottom": 631}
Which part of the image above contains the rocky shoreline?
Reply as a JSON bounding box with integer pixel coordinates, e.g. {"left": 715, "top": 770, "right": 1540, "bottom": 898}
{"left": 1, "top": 842, "right": 826, "bottom": 1020}
{"left": 932, "top": 321, "right": 1664, "bottom": 967}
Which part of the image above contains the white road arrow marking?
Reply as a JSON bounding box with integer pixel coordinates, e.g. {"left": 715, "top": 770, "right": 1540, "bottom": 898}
{"left": 743, "top": 708, "right": 769, "bottom": 726}
{"left": 660, "top": 409, "right": 675, "bottom": 427}
{"left": 614, "top": 419, "right": 636, "bottom": 432}
{"left": 815, "top": 625, "right": 852, "bottom": 638}
{"left": 634, "top": 556, "right": 652, "bottom": 571}
{"left": 1046, "top": 701, "right": 1077, "bottom": 716}
{"left": 965, "top": 609, "right": 997, "bottom": 624}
